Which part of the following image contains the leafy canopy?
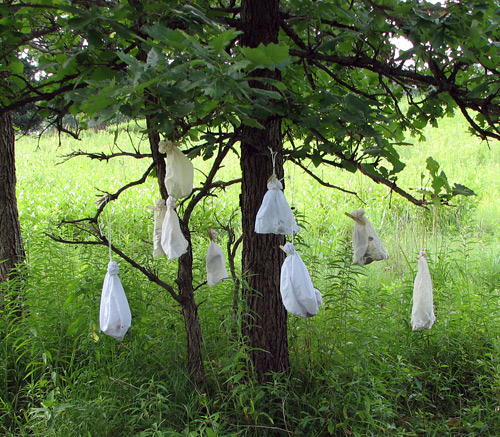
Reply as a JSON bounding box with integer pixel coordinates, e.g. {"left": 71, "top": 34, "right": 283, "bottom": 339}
{"left": 3, "top": 0, "right": 500, "bottom": 202}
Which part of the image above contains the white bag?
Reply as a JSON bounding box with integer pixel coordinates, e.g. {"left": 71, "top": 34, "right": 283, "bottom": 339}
{"left": 411, "top": 251, "right": 436, "bottom": 330}
{"left": 161, "top": 196, "right": 188, "bottom": 260}
{"left": 159, "top": 140, "right": 194, "bottom": 199}
{"left": 255, "top": 175, "right": 300, "bottom": 235}
{"left": 99, "top": 261, "right": 132, "bottom": 341}
{"left": 206, "top": 230, "right": 229, "bottom": 286}
{"left": 280, "top": 242, "right": 322, "bottom": 318}
{"left": 347, "top": 208, "right": 389, "bottom": 265}
{"left": 149, "top": 199, "right": 166, "bottom": 258}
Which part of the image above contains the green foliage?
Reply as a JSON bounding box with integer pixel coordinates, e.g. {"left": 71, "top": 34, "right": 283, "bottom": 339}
{"left": 3, "top": 0, "right": 498, "bottom": 198}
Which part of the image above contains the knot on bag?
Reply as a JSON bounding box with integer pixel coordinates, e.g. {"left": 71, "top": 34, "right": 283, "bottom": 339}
{"left": 159, "top": 139, "right": 178, "bottom": 154}
{"left": 283, "top": 242, "right": 296, "bottom": 255}
{"left": 158, "top": 140, "right": 168, "bottom": 154}
{"left": 349, "top": 208, "right": 366, "bottom": 224}
{"left": 107, "top": 261, "right": 119, "bottom": 275}
{"left": 208, "top": 229, "right": 218, "bottom": 242}
{"left": 155, "top": 198, "right": 165, "bottom": 210}
{"left": 166, "top": 196, "right": 177, "bottom": 209}
{"left": 267, "top": 177, "right": 283, "bottom": 191}
{"left": 418, "top": 250, "right": 427, "bottom": 260}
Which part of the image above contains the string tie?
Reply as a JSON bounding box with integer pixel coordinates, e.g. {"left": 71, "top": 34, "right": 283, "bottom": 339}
{"left": 268, "top": 147, "right": 278, "bottom": 175}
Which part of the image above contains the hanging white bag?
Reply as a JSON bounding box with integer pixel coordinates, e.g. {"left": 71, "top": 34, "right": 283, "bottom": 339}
{"left": 346, "top": 208, "right": 389, "bottom": 265}
{"left": 206, "top": 230, "right": 229, "bottom": 286}
{"left": 280, "top": 242, "right": 322, "bottom": 318}
{"left": 148, "top": 199, "right": 167, "bottom": 258}
{"left": 411, "top": 251, "right": 436, "bottom": 330}
{"left": 161, "top": 196, "right": 188, "bottom": 260}
{"left": 99, "top": 261, "right": 132, "bottom": 341}
{"left": 159, "top": 140, "right": 194, "bottom": 199}
{"left": 255, "top": 175, "right": 300, "bottom": 235}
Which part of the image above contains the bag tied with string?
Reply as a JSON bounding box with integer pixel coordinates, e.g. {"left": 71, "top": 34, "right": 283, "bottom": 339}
{"left": 148, "top": 199, "right": 166, "bottom": 258}
{"left": 99, "top": 261, "right": 132, "bottom": 341}
{"left": 161, "top": 196, "right": 188, "bottom": 260}
{"left": 206, "top": 230, "right": 229, "bottom": 286}
{"left": 411, "top": 251, "right": 435, "bottom": 330}
{"left": 280, "top": 242, "right": 322, "bottom": 318}
{"left": 255, "top": 175, "right": 300, "bottom": 235}
{"left": 346, "top": 208, "right": 389, "bottom": 265}
{"left": 159, "top": 139, "right": 194, "bottom": 199}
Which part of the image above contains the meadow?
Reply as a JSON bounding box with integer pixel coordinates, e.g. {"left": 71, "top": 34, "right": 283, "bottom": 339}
{"left": 2, "top": 112, "right": 500, "bottom": 436}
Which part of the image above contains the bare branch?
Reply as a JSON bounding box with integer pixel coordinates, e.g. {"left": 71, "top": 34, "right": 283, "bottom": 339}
{"left": 289, "top": 157, "right": 365, "bottom": 203}
{"left": 59, "top": 149, "right": 152, "bottom": 164}
{"left": 46, "top": 231, "right": 181, "bottom": 303}
{"left": 60, "top": 162, "right": 155, "bottom": 226}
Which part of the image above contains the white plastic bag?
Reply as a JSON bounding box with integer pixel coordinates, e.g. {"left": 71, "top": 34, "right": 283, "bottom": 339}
{"left": 161, "top": 196, "right": 188, "bottom": 260}
{"left": 149, "top": 199, "right": 166, "bottom": 258}
{"left": 99, "top": 261, "right": 132, "bottom": 341}
{"left": 206, "top": 230, "right": 229, "bottom": 286}
{"left": 255, "top": 175, "right": 299, "bottom": 235}
{"left": 159, "top": 140, "right": 194, "bottom": 199}
{"left": 280, "top": 242, "right": 322, "bottom": 318}
{"left": 411, "top": 251, "right": 436, "bottom": 330}
{"left": 347, "top": 208, "right": 389, "bottom": 265}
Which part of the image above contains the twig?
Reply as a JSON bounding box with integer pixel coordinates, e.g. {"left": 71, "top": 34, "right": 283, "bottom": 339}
{"left": 60, "top": 162, "right": 155, "bottom": 225}
{"left": 59, "top": 150, "right": 152, "bottom": 164}
{"left": 46, "top": 232, "right": 181, "bottom": 304}
{"left": 289, "top": 157, "right": 365, "bottom": 202}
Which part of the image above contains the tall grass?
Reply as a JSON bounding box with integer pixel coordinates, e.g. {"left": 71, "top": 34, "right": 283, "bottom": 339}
{"left": 2, "top": 112, "right": 500, "bottom": 435}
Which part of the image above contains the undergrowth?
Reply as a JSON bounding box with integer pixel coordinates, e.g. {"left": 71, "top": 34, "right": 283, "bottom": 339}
{"left": 2, "top": 114, "right": 500, "bottom": 435}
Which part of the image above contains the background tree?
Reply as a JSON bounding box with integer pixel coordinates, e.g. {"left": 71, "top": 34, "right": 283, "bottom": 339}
{"left": 0, "top": 111, "right": 24, "bottom": 284}
{"left": 3, "top": 0, "right": 499, "bottom": 382}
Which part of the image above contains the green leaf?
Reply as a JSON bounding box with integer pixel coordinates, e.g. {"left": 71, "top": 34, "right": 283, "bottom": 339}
{"left": 466, "top": 81, "right": 490, "bottom": 98}
{"left": 146, "top": 47, "right": 162, "bottom": 68}
{"left": 452, "top": 183, "right": 476, "bottom": 197}
{"left": 425, "top": 156, "right": 440, "bottom": 176}
{"left": 10, "top": 59, "right": 24, "bottom": 75}
{"left": 341, "top": 159, "right": 357, "bottom": 173}
{"left": 240, "top": 43, "right": 289, "bottom": 70}
{"left": 204, "top": 78, "right": 228, "bottom": 99}
{"left": 210, "top": 30, "right": 240, "bottom": 54}
{"left": 146, "top": 23, "right": 169, "bottom": 41}
{"left": 171, "top": 101, "right": 195, "bottom": 117}
{"left": 166, "top": 29, "right": 188, "bottom": 50}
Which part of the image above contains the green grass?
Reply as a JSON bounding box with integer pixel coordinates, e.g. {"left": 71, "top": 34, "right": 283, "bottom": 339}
{"left": 2, "top": 112, "right": 500, "bottom": 435}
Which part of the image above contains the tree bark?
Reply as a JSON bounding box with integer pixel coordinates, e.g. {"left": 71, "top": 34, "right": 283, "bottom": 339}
{"left": 240, "top": 0, "right": 290, "bottom": 380}
{"left": 0, "top": 111, "right": 25, "bottom": 283}
{"left": 177, "top": 221, "right": 206, "bottom": 386}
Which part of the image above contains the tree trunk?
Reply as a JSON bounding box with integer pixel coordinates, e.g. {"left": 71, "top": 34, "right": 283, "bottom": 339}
{"left": 147, "top": 118, "right": 206, "bottom": 385}
{"left": 240, "top": 0, "right": 290, "bottom": 380}
{"left": 0, "top": 111, "right": 25, "bottom": 284}
{"left": 178, "top": 221, "right": 206, "bottom": 386}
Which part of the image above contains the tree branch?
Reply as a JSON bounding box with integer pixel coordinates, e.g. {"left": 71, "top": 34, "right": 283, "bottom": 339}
{"left": 60, "top": 162, "right": 155, "bottom": 226}
{"left": 46, "top": 231, "right": 181, "bottom": 304}
{"left": 288, "top": 157, "right": 365, "bottom": 203}
{"left": 59, "top": 150, "right": 152, "bottom": 164}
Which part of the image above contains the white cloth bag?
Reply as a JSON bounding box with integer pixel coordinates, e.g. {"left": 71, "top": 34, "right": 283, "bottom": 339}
{"left": 255, "top": 175, "right": 300, "bottom": 235}
{"left": 347, "top": 208, "right": 389, "bottom": 265}
{"left": 159, "top": 140, "right": 194, "bottom": 199}
{"left": 150, "top": 199, "right": 166, "bottom": 258}
{"left": 99, "top": 261, "right": 132, "bottom": 341}
{"left": 411, "top": 251, "right": 436, "bottom": 330}
{"left": 280, "top": 242, "right": 322, "bottom": 318}
{"left": 161, "top": 196, "right": 188, "bottom": 260}
{"left": 206, "top": 230, "right": 229, "bottom": 286}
